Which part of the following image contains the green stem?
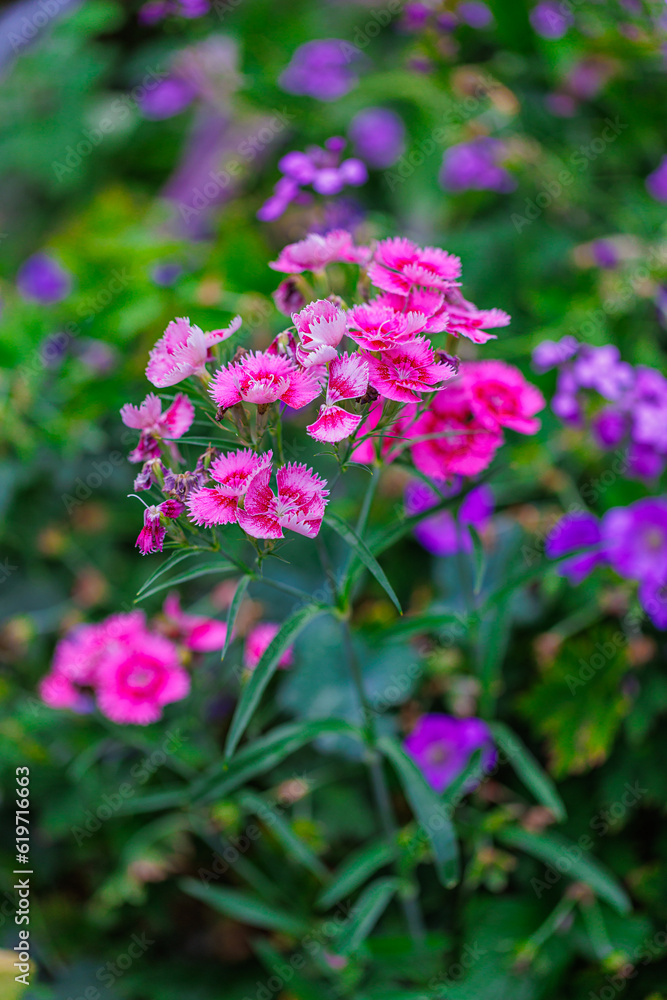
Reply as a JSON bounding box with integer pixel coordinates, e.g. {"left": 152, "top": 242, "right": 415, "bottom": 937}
{"left": 341, "top": 620, "right": 426, "bottom": 944}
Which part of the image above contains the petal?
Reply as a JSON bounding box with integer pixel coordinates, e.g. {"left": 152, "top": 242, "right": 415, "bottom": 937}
{"left": 205, "top": 315, "right": 242, "bottom": 347}
{"left": 237, "top": 509, "right": 283, "bottom": 539}
{"left": 327, "top": 352, "right": 369, "bottom": 404}
{"left": 186, "top": 487, "right": 239, "bottom": 526}
{"left": 120, "top": 393, "right": 163, "bottom": 430}
{"left": 280, "top": 368, "right": 322, "bottom": 409}
{"left": 209, "top": 363, "right": 244, "bottom": 408}
{"left": 160, "top": 393, "right": 195, "bottom": 439}
{"left": 307, "top": 405, "right": 362, "bottom": 442}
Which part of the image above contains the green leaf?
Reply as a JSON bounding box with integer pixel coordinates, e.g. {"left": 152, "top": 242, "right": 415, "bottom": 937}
{"left": 179, "top": 878, "right": 308, "bottom": 935}
{"left": 383, "top": 612, "right": 470, "bottom": 642}
{"left": 378, "top": 737, "right": 459, "bottom": 888}
{"left": 490, "top": 721, "right": 566, "bottom": 822}
{"left": 327, "top": 512, "right": 402, "bottom": 613}
{"left": 237, "top": 789, "right": 329, "bottom": 882}
{"left": 317, "top": 839, "right": 396, "bottom": 910}
{"left": 137, "top": 557, "right": 237, "bottom": 602}
{"left": 333, "top": 877, "right": 401, "bottom": 955}
{"left": 114, "top": 788, "right": 189, "bottom": 815}
{"left": 224, "top": 603, "right": 328, "bottom": 757}
{"left": 496, "top": 827, "right": 631, "bottom": 914}
{"left": 221, "top": 574, "right": 251, "bottom": 662}
{"left": 193, "top": 719, "right": 362, "bottom": 804}
{"left": 468, "top": 525, "right": 486, "bottom": 596}
{"left": 136, "top": 549, "right": 202, "bottom": 598}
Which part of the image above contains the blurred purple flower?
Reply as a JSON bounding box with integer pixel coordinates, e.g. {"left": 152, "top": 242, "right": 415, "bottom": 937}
{"left": 349, "top": 108, "right": 405, "bottom": 169}
{"left": 639, "top": 577, "right": 667, "bottom": 629}
{"left": 405, "top": 479, "right": 494, "bottom": 557}
{"left": 139, "top": 77, "right": 196, "bottom": 119}
{"left": 530, "top": 1, "right": 574, "bottom": 39}
{"left": 258, "top": 139, "right": 367, "bottom": 222}
{"left": 545, "top": 511, "right": 605, "bottom": 585}
{"left": 404, "top": 714, "right": 496, "bottom": 793}
{"left": 591, "top": 408, "right": 627, "bottom": 449}
{"left": 440, "top": 139, "right": 515, "bottom": 194}
{"left": 591, "top": 240, "right": 618, "bottom": 270}
{"left": 151, "top": 262, "right": 184, "bottom": 286}
{"left": 139, "top": 0, "right": 208, "bottom": 23}
{"left": 279, "top": 40, "right": 363, "bottom": 101}
{"left": 17, "top": 253, "right": 72, "bottom": 304}
{"left": 572, "top": 345, "right": 633, "bottom": 401}
{"left": 646, "top": 156, "right": 667, "bottom": 203}
{"left": 532, "top": 336, "right": 579, "bottom": 373}
{"left": 458, "top": 2, "right": 493, "bottom": 28}
{"left": 602, "top": 498, "right": 667, "bottom": 584}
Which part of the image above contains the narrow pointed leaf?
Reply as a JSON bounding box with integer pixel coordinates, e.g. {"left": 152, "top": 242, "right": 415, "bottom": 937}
{"left": 490, "top": 721, "right": 566, "bottom": 822}
{"left": 224, "top": 603, "right": 328, "bottom": 757}
{"left": 237, "top": 790, "right": 329, "bottom": 881}
{"left": 221, "top": 574, "right": 251, "bottom": 662}
{"left": 333, "top": 877, "right": 401, "bottom": 955}
{"left": 379, "top": 736, "right": 459, "bottom": 888}
{"left": 136, "top": 549, "right": 202, "bottom": 598}
{"left": 180, "top": 878, "right": 308, "bottom": 935}
{"left": 137, "top": 558, "right": 236, "bottom": 602}
{"left": 327, "top": 512, "right": 402, "bottom": 613}
{"left": 317, "top": 839, "right": 396, "bottom": 910}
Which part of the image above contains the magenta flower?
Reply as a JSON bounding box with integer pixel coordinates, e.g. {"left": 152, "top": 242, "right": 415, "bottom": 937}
{"left": 146, "top": 315, "right": 242, "bottom": 388}
{"left": 293, "top": 299, "right": 347, "bottom": 367}
{"left": 545, "top": 512, "right": 605, "bottom": 585}
{"left": 365, "top": 338, "right": 456, "bottom": 403}
{"left": 442, "top": 291, "right": 511, "bottom": 344}
{"left": 161, "top": 592, "right": 228, "bottom": 652}
{"left": 408, "top": 385, "right": 504, "bottom": 478}
{"left": 237, "top": 463, "right": 329, "bottom": 540}
{"left": 96, "top": 631, "right": 190, "bottom": 726}
{"left": 270, "top": 230, "right": 370, "bottom": 274}
{"left": 187, "top": 449, "right": 272, "bottom": 526}
{"left": 465, "top": 360, "right": 545, "bottom": 434}
{"left": 209, "top": 352, "right": 321, "bottom": 411}
{"left": 136, "top": 499, "right": 185, "bottom": 555}
{"left": 307, "top": 353, "right": 369, "bottom": 443}
{"left": 367, "top": 237, "right": 462, "bottom": 296}
{"left": 120, "top": 392, "right": 195, "bottom": 463}
{"left": 347, "top": 301, "right": 427, "bottom": 352}
{"left": 244, "top": 622, "right": 294, "bottom": 671}
{"left": 404, "top": 714, "right": 496, "bottom": 793}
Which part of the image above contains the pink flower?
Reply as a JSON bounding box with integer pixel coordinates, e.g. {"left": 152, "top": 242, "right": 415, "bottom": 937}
{"left": 464, "top": 360, "right": 545, "bottom": 433}
{"left": 408, "top": 390, "right": 503, "bottom": 478}
{"left": 346, "top": 301, "right": 427, "bottom": 351}
{"left": 96, "top": 631, "right": 190, "bottom": 725}
{"left": 365, "top": 338, "right": 456, "bottom": 403}
{"left": 244, "top": 622, "right": 294, "bottom": 670}
{"left": 162, "top": 592, "right": 228, "bottom": 651}
{"left": 209, "top": 352, "right": 321, "bottom": 410}
{"left": 442, "top": 291, "right": 510, "bottom": 345}
{"left": 187, "top": 449, "right": 272, "bottom": 526}
{"left": 367, "top": 237, "right": 461, "bottom": 295}
{"left": 238, "top": 463, "right": 329, "bottom": 539}
{"left": 307, "top": 353, "right": 369, "bottom": 443}
{"left": 293, "top": 299, "right": 347, "bottom": 366}
{"left": 120, "top": 392, "right": 195, "bottom": 463}
{"left": 136, "top": 499, "right": 185, "bottom": 555}
{"left": 270, "top": 229, "right": 370, "bottom": 273}
{"left": 146, "top": 315, "right": 242, "bottom": 387}
{"left": 39, "top": 671, "right": 91, "bottom": 712}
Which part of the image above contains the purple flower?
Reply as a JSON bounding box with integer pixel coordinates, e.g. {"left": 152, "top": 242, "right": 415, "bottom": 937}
{"left": 532, "top": 336, "right": 579, "bottom": 373}
{"left": 458, "top": 2, "right": 493, "bottom": 28}
{"left": 400, "top": 3, "right": 431, "bottom": 32}
{"left": 529, "top": 1, "right": 573, "bottom": 39}
{"left": 17, "top": 253, "right": 72, "bottom": 304}
{"left": 279, "top": 40, "right": 362, "bottom": 101}
{"left": 592, "top": 408, "right": 628, "bottom": 449}
{"left": 258, "top": 139, "right": 367, "bottom": 222}
{"left": 639, "top": 577, "right": 667, "bottom": 629}
{"left": 405, "top": 479, "right": 493, "bottom": 557}
{"left": 591, "top": 240, "right": 618, "bottom": 270}
{"left": 349, "top": 108, "right": 405, "bottom": 169}
{"left": 151, "top": 262, "right": 183, "bottom": 286}
{"left": 646, "top": 157, "right": 667, "bottom": 203}
{"left": 404, "top": 714, "right": 496, "bottom": 794}
{"left": 440, "top": 139, "right": 515, "bottom": 194}
{"left": 626, "top": 444, "right": 665, "bottom": 481}
{"left": 572, "top": 345, "right": 633, "bottom": 401}
{"left": 139, "top": 77, "right": 196, "bottom": 119}
{"left": 546, "top": 512, "right": 605, "bottom": 585}
{"left": 601, "top": 498, "right": 667, "bottom": 584}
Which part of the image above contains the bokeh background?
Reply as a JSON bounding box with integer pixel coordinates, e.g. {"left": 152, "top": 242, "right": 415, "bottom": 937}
{"left": 2, "top": 1, "right": 667, "bottom": 998}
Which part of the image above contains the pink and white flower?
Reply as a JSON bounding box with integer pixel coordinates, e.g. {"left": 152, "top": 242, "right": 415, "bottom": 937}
{"left": 136, "top": 499, "right": 185, "bottom": 555}
{"left": 367, "top": 237, "right": 461, "bottom": 295}
{"left": 346, "top": 301, "right": 428, "bottom": 351}
{"left": 307, "top": 353, "right": 369, "bottom": 443}
{"left": 96, "top": 631, "right": 190, "bottom": 725}
{"left": 270, "top": 229, "right": 370, "bottom": 274}
{"left": 365, "top": 338, "right": 456, "bottom": 403}
{"left": 293, "top": 299, "right": 347, "bottom": 366}
{"left": 209, "top": 352, "right": 321, "bottom": 410}
{"left": 244, "top": 622, "right": 294, "bottom": 671}
{"left": 146, "top": 315, "right": 242, "bottom": 388}
{"left": 120, "top": 392, "right": 195, "bottom": 463}
{"left": 161, "top": 592, "right": 228, "bottom": 652}
{"left": 238, "top": 463, "right": 329, "bottom": 539}
{"left": 187, "top": 449, "right": 272, "bottom": 526}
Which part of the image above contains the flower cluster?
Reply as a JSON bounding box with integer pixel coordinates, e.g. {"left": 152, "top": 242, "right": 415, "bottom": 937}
{"left": 120, "top": 231, "right": 543, "bottom": 556}
{"left": 546, "top": 497, "right": 667, "bottom": 628}
{"left": 278, "top": 40, "right": 363, "bottom": 101}
{"left": 533, "top": 337, "right": 667, "bottom": 480}
{"left": 258, "top": 138, "right": 368, "bottom": 222}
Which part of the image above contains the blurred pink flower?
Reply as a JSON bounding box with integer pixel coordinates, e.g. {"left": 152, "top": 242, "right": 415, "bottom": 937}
{"left": 269, "top": 230, "right": 370, "bottom": 274}
{"left": 162, "top": 592, "right": 227, "bottom": 651}
{"left": 244, "top": 622, "right": 294, "bottom": 670}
